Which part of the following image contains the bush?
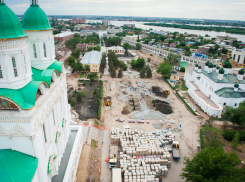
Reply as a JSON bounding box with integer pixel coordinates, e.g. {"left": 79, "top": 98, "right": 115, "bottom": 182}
{"left": 98, "top": 99, "right": 102, "bottom": 119}
{"left": 176, "top": 91, "right": 198, "bottom": 116}
{"left": 100, "top": 85, "right": 103, "bottom": 100}
{"left": 70, "top": 98, "right": 75, "bottom": 107}
{"left": 222, "top": 129, "right": 236, "bottom": 141}
{"left": 200, "top": 128, "right": 204, "bottom": 149}
{"left": 167, "top": 81, "right": 175, "bottom": 90}
{"left": 239, "top": 131, "right": 245, "bottom": 141}
{"left": 76, "top": 93, "right": 82, "bottom": 101}
{"left": 180, "top": 67, "right": 185, "bottom": 72}
{"left": 81, "top": 89, "right": 86, "bottom": 97}
{"left": 93, "top": 87, "right": 98, "bottom": 95}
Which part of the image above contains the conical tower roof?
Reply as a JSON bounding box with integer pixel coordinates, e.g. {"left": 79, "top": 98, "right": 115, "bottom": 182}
{"left": 0, "top": 1, "right": 27, "bottom": 39}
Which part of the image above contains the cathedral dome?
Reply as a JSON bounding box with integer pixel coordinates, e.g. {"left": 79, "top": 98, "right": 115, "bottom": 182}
{"left": 0, "top": 2, "right": 27, "bottom": 39}
{"left": 22, "top": 3, "right": 52, "bottom": 31}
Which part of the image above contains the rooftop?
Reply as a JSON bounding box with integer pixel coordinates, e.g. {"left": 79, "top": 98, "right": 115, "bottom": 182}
{"left": 200, "top": 70, "right": 245, "bottom": 84}
{"left": 81, "top": 51, "right": 102, "bottom": 65}
{"left": 54, "top": 32, "right": 75, "bottom": 38}
{"left": 107, "top": 46, "right": 125, "bottom": 50}
{"left": 0, "top": 149, "right": 38, "bottom": 182}
{"left": 99, "top": 25, "right": 107, "bottom": 31}
{"left": 215, "top": 88, "right": 245, "bottom": 98}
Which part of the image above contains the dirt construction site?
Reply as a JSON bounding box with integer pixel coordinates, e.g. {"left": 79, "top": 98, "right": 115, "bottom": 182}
{"left": 97, "top": 75, "right": 203, "bottom": 181}
{"left": 67, "top": 49, "right": 207, "bottom": 182}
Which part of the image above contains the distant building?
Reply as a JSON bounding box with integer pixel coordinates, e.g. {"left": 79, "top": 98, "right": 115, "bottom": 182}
{"left": 216, "top": 35, "right": 237, "bottom": 41}
{"left": 76, "top": 43, "right": 97, "bottom": 52}
{"left": 198, "top": 46, "right": 209, "bottom": 54}
{"left": 80, "top": 30, "right": 97, "bottom": 36}
{"left": 99, "top": 25, "right": 107, "bottom": 37}
{"left": 80, "top": 51, "right": 102, "bottom": 72}
{"left": 106, "top": 46, "right": 125, "bottom": 54}
{"left": 123, "top": 24, "right": 135, "bottom": 28}
{"left": 68, "top": 18, "right": 86, "bottom": 24}
{"left": 74, "top": 24, "right": 97, "bottom": 31}
{"left": 170, "top": 42, "right": 178, "bottom": 48}
{"left": 102, "top": 20, "right": 111, "bottom": 26}
{"left": 107, "top": 26, "right": 123, "bottom": 34}
{"left": 54, "top": 32, "right": 75, "bottom": 41}
{"left": 232, "top": 49, "right": 245, "bottom": 64}
{"left": 61, "top": 25, "right": 68, "bottom": 33}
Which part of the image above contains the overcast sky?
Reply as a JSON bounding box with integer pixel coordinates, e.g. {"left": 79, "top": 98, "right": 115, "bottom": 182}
{"left": 7, "top": 0, "right": 245, "bottom": 21}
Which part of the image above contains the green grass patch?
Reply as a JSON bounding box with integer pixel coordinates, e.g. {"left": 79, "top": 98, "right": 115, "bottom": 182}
{"left": 79, "top": 73, "right": 85, "bottom": 78}
{"left": 181, "top": 84, "right": 188, "bottom": 91}
{"left": 200, "top": 128, "right": 204, "bottom": 149}
{"left": 91, "top": 139, "right": 97, "bottom": 148}
{"left": 94, "top": 119, "right": 100, "bottom": 126}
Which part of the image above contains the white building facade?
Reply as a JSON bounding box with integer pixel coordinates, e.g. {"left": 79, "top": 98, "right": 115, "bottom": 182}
{"left": 0, "top": 1, "right": 82, "bottom": 182}
{"left": 184, "top": 61, "right": 245, "bottom": 118}
{"left": 232, "top": 48, "right": 245, "bottom": 65}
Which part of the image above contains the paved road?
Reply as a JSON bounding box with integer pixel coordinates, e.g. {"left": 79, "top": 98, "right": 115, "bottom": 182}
{"left": 101, "top": 129, "right": 111, "bottom": 182}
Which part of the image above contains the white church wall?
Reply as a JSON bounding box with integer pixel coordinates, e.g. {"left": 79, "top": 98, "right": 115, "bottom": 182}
{"left": 0, "top": 136, "right": 11, "bottom": 149}
{"left": 12, "top": 137, "right": 33, "bottom": 156}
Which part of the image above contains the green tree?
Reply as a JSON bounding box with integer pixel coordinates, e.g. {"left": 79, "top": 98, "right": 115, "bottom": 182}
{"left": 164, "top": 52, "right": 181, "bottom": 65}
{"left": 111, "top": 68, "right": 116, "bottom": 78}
{"left": 146, "top": 66, "right": 152, "bottom": 78}
{"left": 184, "top": 51, "right": 191, "bottom": 56}
{"left": 222, "top": 48, "right": 228, "bottom": 54}
{"left": 83, "top": 80, "right": 86, "bottom": 86}
{"left": 87, "top": 73, "right": 98, "bottom": 83}
{"left": 118, "top": 68, "right": 123, "bottom": 78}
{"left": 157, "top": 62, "right": 172, "bottom": 79}
{"left": 67, "top": 57, "right": 76, "bottom": 68}
{"left": 76, "top": 93, "right": 82, "bottom": 101}
{"left": 180, "top": 147, "right": 245, "bottom": 182}
{"left": 180, "top": 67, "right": 185, "bottom": 72}
{"left": 85, "top": 64, "right": 90, "bottom": 72}
{"left": 222, "top": 101, "right": 245, "bottom": 127}
{"left": 136, "top": 43, "right": 142, "bottom": 50}
{"left": 136, "top": 58, "right": 145, "bottom": 69}
{"left": 140, "top": 68, "right": 146, "bottom": 78}
{"left": 93, "top": 87, "right": 98, "bottom": 95}
{"left": 71, "top": 49, "right": 81, "bottom": 59}
{"left": 203, "top": 127, "right": 224, "bottom": 149}
{"left": 122, "top": 42, "right": 132, "bottom": 56}
{"left": 147, "top": 58, "right": 151, "bottom": 62}
{"left": 81, "top": 89, "right": 86, "bottom": 97}
{"left": 70, "top": 98, "right": 75, "bottom": 107}
{"left": 232, "top": 131, "right": 240, "bottom": 149}
{"left": 130, "top": 59, "right": 137, "bottom": 69}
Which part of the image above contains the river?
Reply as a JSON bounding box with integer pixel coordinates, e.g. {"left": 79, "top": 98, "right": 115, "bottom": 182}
{"left": 86, "top": 20, "right": 245, "bottom": 42}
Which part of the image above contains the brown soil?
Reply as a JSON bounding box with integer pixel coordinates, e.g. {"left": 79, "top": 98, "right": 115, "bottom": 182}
{"left": 68, "top": 81, "right": 101, "bottom": 121}
{"left": 76, "top": 145, "right": 92, "bottom": 182}
{"left": 87, "top": 143, "right": 103, "bottom": 182}
{"left": 121, "top": 106, "right": 131, "bottom": 115}
{"left": 144, "top": 95, "right": 155, "bottom": 110}
{"left": 152, "top": 86, "right": 168, "bottom": 98}
{"left": 155, "top": 100, "right": 173, "bottom": 114}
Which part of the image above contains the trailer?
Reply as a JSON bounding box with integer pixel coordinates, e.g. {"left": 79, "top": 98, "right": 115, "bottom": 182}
{"left": 172, "top": 141, "right": 180, "bottom": 159}
{"left": 112, "top": 168, "right": 122, "bottom": 182}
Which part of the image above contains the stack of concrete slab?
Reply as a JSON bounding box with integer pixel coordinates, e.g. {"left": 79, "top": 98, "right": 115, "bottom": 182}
{"left": 111, "top": 128, "right": 174, "bottom": 182}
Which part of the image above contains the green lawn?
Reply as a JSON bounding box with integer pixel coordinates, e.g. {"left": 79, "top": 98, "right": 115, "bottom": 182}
{"left": 79, "top": 73, "right": 85, "bottom": 78}
{"left": 91, "top": 139, "right": 97, "bottom": 148}
{"left": 181, "top": 84, "right": 188, "bottom": 91}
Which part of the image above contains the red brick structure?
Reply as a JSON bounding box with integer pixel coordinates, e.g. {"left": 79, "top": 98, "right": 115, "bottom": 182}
{"left": 54, "top": 32, "right": 75, "bottom": 41}
{"left": 68, "top": 19, "right": 86, "bottom": 24}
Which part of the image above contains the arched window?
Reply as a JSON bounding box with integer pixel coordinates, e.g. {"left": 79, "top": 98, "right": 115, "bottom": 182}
{"left": 235, "top": 103, "right": 237, "bottom": 106}
{"left": 43, "top": 123, "right": 47, "bottom": 143}
{"left": 12, "top": 57, "right": 18, "bottom": 77}
{"left": 0, "top": 63, "right": 3, "bottom": 78}
{"left": 43, "top": 43, "right": 47, "bottom": 57}
{"left": 223, "top": 103, "right": 226, "bottom": 106}
{"left": 33, "top": 44, "right": 37, "bottom": 58}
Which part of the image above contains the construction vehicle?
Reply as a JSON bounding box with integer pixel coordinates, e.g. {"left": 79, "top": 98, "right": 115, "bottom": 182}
{"left": 109, "top": 146, "right": 118, "bottom": 168}
{"left": 106, "top": 99, "right": 111, "bottom": 106}
{"left": 150, "top": 53, "right": 153, "bottom": 56}
{"left": 172, "top": 141, "right": 180, "bottom": 160}
{"left": 165, "top": 90, "right": 170, "bottom": 95}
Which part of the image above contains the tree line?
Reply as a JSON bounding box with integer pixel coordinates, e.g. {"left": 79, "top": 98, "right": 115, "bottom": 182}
{"left": 144, "top": 23, "right": 245, "bottom": 35}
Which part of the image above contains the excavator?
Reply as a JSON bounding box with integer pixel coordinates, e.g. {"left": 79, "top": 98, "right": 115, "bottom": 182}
{"left": 106, "top": 99, "right": 111, "bottom": 106}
